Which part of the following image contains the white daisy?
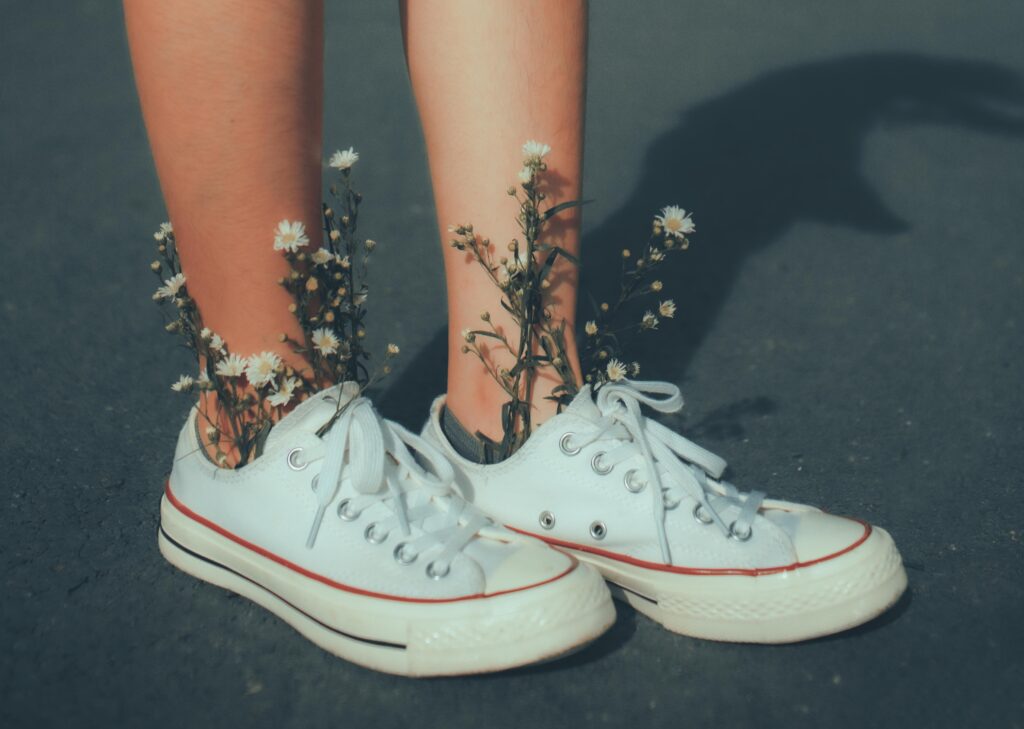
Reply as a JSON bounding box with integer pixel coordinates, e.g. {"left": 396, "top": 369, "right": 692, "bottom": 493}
{"left": 649, "top": 249, "right": 665, "bottom": 263}
{"left": 245, "top": 351, "right": 282, "bottom": 387}
{"left": 200, "top": 327, "right": 212, "bottom": 340}
{"left": 654, "top": 205, "right": 695, "bottom": 238}
{"left": 155, "top": 273, "right": 187, "bottom": 300}
{"left": 273, "top": 220, "right": 310, "bottom": 253}
{"left": 606, "top": 359, "right": 628, "bottom": 382}
{"left": 209, "top": 333, "right": 225, "bottom": 352}
{"left": 338, "top": 255, "right": 351, "bottom": 269}
{"left": 517, "top": 167, "right": 533, "bottom": 184}
{"left": 153, "top": 221, "right": 173, "bottom": 241}
{"left": 311, "top": 247, "right": 333, "bottom": 265}
{"left": 386, "top": 343, "right": 400, "bottom": 356}
{"left": 197, "top": 370, "right": 211, "bottom": 386}
{"left": 328, "top": 147, "right": 359, "bottom": 170}
{"left": 171, "top": 374, "right": 194, "bottom": 392}
{"left": 267, "top": 377, "right": 299, "bottom": 408}
{"left": 585, "top": 320, "right": 598, "bottom": 336}
{"left": 311, "top": 328, "right": 340, "bottom": 356}
{"left": 658, "top": 299, "right": 676, "bottom": 318}
{"left": 215, "top": 353, "right": 246, "bottom": 378}
{"left": 522, "top": 140, "right": 551, "bottom": 162}
{"left": 642, "top": 311, "right": 659, "bottom": 330}
{"left": 650, "top": 280, "right": 663, "bottom": 292}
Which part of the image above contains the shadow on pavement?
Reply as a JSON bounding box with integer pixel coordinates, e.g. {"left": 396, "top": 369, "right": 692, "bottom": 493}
{"left": 379, "top": 52, "right": 1024, "bottom": 434}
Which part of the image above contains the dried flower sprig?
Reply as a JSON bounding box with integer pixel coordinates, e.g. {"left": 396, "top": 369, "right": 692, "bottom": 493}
{"left": 580, "top": 204, "right": 692, "bottom": 386}
{"left": 275, "top": 154, "right": 377, "bottom": 388}
{"left": 457, "top": 143, "right": 696, "bottom": 457}
{"left": 151, "top": 147, "right": 398, "bottom": 468}
{"left": 451, "top": 140, "right": 586, "bottom": 459}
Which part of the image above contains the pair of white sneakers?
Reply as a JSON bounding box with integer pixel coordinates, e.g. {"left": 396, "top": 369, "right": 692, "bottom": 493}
{"left": 159, "top": 379, "right": 907, "bottom": 677}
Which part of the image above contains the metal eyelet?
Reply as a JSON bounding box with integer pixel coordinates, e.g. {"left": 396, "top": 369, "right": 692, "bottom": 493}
{"left": 559, "top": 432, "right": 581, "bottom": 456}
{"left": 692, "top": 503, "right": 714, "bottom": 525}
{"left": 591, "top": 452, "right": 613, "bottom": 475}
{"left": 364, "top": 523, "right": 387, "bottom": 545}
{"left": 623, "top": 468, "right": 645, "bottom": 493}
{"left": 426, "top": 561, "right": 450, "bottom": 579}
{"left": 286, "top": 447, "right": 308, "bottom": 471}
{"left": 336, "top": 498, "right": 360, "bottom": 522}
{"left": 539, "top": 511, "right": 556, "bottom": 530}
{"left": 729, "top": 520, "right": 753, "bottom": 542}
{"left": 393, "top": 542, "right": 417, "bottom": 565}
{"left": 589, "top": 521, "right": 607, "bottom": 540}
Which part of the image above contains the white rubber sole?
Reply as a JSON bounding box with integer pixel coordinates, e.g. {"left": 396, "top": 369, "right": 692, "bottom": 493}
{"left": 158, "top": 495, "right": 615, "bottom": 676}
{"left": 563, "top": 527, "right": 907, "bottom": 643}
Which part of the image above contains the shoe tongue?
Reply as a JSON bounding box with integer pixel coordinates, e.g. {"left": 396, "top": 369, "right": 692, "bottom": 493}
{"left": 263, "top": 382, "right": 360, "bottom": 453}
{"left": 564, "top": 384, "right": 602, "bottom": 421}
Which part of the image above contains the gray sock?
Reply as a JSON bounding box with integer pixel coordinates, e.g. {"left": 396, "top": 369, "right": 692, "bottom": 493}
{"left": 441, "top": 406, "right": 502, "bottom": 464}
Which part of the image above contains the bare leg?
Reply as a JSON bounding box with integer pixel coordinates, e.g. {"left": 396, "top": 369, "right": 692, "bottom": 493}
{"left": 401, "top": 0, "right": 588, "bottom": 441}
{"left": 124, "top": 0, "right": 323, "bottom": 370}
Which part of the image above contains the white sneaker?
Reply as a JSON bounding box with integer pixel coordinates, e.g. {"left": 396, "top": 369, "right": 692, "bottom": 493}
{"left": 159, "top": 383, "right": 614, "bottom": 676}
{"left": 423, "top": 380, "right": 908, "bottom": 644}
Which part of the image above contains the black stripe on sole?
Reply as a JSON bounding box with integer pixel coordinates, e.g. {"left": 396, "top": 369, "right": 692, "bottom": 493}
{"left": 159, "top": 526, "right": 407, "bottom": 651}
{"left": 611, "top": 582, "right": 659, "bottom": 605}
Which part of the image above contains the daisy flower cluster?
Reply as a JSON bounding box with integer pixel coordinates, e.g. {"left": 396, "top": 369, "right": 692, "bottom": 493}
{"left": 149, "top": 146, "right": 399, "bottom": 468}
{"left": 450, "top": 140, "right": 585, "bottom": 459}
{"left": 453, "top": 142, "right": 695, "bottom": 456}
{"left": 580, "top": 204, "right": 692, "bottom": 387}
{"left": 149, "top": 224, "right": 313, "bottom": 465}
{"left": 275, "top": 148, "right": 392, "bottom": 387}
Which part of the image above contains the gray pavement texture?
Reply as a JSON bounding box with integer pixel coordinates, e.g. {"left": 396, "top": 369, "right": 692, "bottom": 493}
{"left": 1, "top": 1, "right": 1023, "bottom": 727}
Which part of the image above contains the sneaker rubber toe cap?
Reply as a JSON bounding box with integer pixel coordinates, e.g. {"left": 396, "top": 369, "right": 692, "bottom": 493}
{"left": 787, "top": 511, "right": 871, "bottom": 564}
{"left": 485, "top": 543, "right": 575, "bottom": 595}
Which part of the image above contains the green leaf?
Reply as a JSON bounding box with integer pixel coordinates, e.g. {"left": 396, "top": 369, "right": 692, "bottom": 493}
{"left": 541, "top": 198, "right": 593, "bottom": 222}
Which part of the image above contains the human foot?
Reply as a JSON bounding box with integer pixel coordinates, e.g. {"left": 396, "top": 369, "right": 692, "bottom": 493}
{"left": 159, "top": 383, "right": 614, "bottom": 676}
{"left": 422, "top": 380, "right": 907, "bottom": 643}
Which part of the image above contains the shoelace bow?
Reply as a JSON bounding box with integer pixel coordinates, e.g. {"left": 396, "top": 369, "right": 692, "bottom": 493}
{"left": 305, "top": 395, "right": 487, "bottom": 575}
{"left": 574, "top": 379, "right": 765, "bottom": 564}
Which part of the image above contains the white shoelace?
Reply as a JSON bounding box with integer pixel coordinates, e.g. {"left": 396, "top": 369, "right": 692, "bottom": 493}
{"left": 571, "top": 380, "right": 765, "bottom": 564}
{"left": 305, "top": 395, "right": 487, "bottom": 577}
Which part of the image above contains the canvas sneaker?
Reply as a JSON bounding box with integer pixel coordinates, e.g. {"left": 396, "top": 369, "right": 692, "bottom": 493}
{"left": 422, "top": 380, "right": 908, "bottom": 643}
{"left": 158, "top": 383, "right": 614, "bottom": 676}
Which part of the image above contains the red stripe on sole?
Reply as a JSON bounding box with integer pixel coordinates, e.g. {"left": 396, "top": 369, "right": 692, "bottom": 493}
{"left": 163, "top": 481, "right": 575, "bottom": 604}
{"left": 508, "top": 520, "right": 872, "bottom": 577}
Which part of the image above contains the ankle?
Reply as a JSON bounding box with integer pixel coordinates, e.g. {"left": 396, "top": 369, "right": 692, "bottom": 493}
{"left": 194, "top": 387, "right": 299, "bottom": 469}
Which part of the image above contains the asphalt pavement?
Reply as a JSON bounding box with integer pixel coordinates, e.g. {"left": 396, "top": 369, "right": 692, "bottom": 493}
{"left": 1, "top": 1, "right": 1022, "bottom": 727}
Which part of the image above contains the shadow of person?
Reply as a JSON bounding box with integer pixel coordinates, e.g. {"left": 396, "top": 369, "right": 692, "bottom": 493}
{"left": 378, "top": 53, "right": 1024, "bottom": 431}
